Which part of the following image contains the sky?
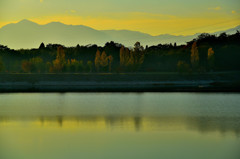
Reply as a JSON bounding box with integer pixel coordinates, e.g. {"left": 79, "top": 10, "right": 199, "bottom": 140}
{"left": 0, "top": 0, "right": 240, "bottom": 35}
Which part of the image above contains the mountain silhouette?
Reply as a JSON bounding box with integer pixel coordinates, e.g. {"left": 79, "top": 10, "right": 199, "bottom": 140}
{"left": 0, "top": 19, "right": 239, "bottom": 49}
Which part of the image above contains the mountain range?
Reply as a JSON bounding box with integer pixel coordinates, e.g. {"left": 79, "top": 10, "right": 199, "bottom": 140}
{"left": 0, "top": 19, "right": 239, "bottom": 50}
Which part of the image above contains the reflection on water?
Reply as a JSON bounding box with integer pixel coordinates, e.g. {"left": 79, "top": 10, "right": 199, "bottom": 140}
{"left": 0, "top": 93, "right": 240, "bottom": 159}
{"left": 1, "top": 116, "right": 240, "bottom": 135}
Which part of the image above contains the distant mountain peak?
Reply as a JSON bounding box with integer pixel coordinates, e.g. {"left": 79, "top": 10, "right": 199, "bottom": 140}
{"left": 18, "top": 19, "right": 37, "bottom": 25}
{"left": 0, "top": 20, "right": 239, "bottom": 49}
{"left": 46, "top": 21, "right": 65, "bottom": 25}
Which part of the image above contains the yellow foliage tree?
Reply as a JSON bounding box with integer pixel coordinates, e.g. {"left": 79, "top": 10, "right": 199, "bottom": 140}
{"left": 133, "top": 42, "right": 144, "bottom": 65}
{"left": 52, "top": 59, "right": 62, "bottom": 72}
{"left": 57, "top": 46, "right": 65, "bottom": 62}
{"left": 100, "top": 51, "right": 108, "bottom": 67}
{"left": 119, "top": 44, "right": 144, "bottom": 71}
{"left": 120, "top": 46, "right": 131, "bottom": 66}
{"left": 128, "top": 50, "right": 135, "bottom": 66}
{"left": 95, "top": 50, "right": 101, "bottom": 72}
{"left": 95, "top": 50, "right": 114, "bottom": 72}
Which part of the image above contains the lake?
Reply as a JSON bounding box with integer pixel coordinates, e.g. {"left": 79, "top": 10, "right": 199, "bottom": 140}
{"left": 0, "top": 93, "right": 240, "bottom": 159}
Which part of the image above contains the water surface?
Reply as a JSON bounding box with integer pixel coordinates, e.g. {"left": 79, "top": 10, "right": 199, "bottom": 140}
{"left": 0, "top": 93, "right": 240, "bottom": 159}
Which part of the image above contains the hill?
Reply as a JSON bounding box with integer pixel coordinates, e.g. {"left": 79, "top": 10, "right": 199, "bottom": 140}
{"left": 0, "top": 19, "right": 239, "bottom": 49}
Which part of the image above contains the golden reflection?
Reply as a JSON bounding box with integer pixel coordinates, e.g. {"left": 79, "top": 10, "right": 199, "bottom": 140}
{"left": 0, "top": 116, "right": 239, "bottom": 135}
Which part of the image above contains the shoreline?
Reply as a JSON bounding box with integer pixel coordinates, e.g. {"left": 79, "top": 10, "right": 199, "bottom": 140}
{"left": 1, "top": 72, "right": 240, "bottom": 92}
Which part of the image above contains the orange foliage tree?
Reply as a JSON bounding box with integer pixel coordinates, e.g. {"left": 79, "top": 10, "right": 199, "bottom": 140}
{"left": 52, "top": 46, "right": 66, "bottom": 72}
{"left": 21, "top": 60, "right": 33, "bottom": 73}
{"left": 208, "top": 48, "right": 215, "bottom": 70}
{"left": 95, "top": 50, "right": 101, "bottom": 72}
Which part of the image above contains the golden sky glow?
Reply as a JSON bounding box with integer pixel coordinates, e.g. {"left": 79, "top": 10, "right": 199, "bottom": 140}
{"left": 0, "top": 0, "right": 240, "bottom": 35}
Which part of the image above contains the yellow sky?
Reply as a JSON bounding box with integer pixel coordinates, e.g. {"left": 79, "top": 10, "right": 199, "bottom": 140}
{"left": 0, "top": 0, "right": 240, "bottom": 35}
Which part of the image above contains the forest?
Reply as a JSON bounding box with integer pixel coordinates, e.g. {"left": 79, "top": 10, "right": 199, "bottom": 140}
{"left": 0, "top": 31, "right": 240, "bottom": 73}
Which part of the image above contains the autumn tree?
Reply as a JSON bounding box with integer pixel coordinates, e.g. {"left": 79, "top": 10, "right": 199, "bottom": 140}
{"left": 119, "top": 43, "right": 144, "bottom": 71}
{"left": 95, "top": 50, "right": 101, "bottom": 72}
{"left": 191, "top": 41, "right": 199, "bottom": 70}
{"left": 94, "top": 50, "right": 113, "bottom": 72}
{"left": 52, "top": 59, "right": 62, "bottom": 72}
{"left": 133, "top": 42, "right": 144, "bottom": 65}
{"left": 100, "top": 51, "right": 108, "bottom": 68}
{"left": 52, "top": 46, "right": 66, "bottom": 72}
{"left": 120, "top": 46, "right": 130, "bottom": 66}
{"left": 21, "top": 60, "right": 33, "bottom": 73}
{"left": 208, "top": 48, "right": 215, "bottom": 71}
{"left": 128, "top": 50, "right": 135, "bottom": 66}
{"left": 57, "top": 46, "right": 65, "bottom": 62}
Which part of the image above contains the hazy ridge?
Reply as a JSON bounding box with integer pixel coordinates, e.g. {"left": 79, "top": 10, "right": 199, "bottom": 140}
{"left": 0, "top": 19, "right": 239, "bottom": 49}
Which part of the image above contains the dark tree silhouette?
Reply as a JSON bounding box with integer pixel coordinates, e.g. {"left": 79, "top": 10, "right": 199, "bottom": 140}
{"left": 0, "top": 31, "right": 240, "bottom": 73}
{"left": 39, "top": 42, "right": 45, "bottom": 49}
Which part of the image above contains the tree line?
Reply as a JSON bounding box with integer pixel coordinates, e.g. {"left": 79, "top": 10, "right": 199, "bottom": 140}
{"left": 0, "top": 31, "right": 240, "bottom": 73}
